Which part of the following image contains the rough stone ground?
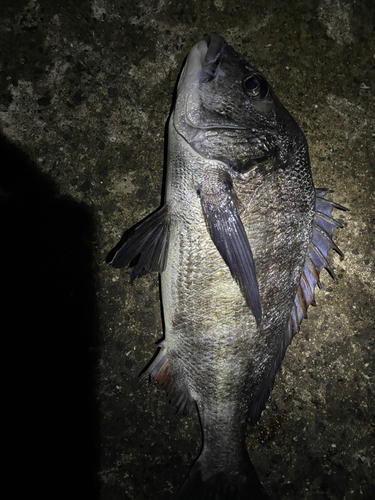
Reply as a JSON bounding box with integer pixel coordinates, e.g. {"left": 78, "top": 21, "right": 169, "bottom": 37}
{"left": 1, "top": 1, "right": 374, "bottom": 499}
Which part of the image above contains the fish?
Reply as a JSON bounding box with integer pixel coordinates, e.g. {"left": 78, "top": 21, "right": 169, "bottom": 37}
{"left": 110, "top": 34, "right": 347, "bottom": 499}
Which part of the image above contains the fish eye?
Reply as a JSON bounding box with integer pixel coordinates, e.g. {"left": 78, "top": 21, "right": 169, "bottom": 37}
{"left": 243, "top": 74, "right": 268, "bottom": 99}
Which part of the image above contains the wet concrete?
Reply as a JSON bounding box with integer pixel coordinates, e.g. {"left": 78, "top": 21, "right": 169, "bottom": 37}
{"left": 1, "top": 1, "right": 374, "bottom": 499}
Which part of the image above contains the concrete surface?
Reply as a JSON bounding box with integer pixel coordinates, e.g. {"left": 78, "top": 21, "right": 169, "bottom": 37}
{"left": 1, "top": 1, "right": 374, "bottom": 499}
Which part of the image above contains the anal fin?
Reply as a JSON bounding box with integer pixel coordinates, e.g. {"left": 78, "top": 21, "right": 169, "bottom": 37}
{"left": 143, "top": 344, "right": 193, "bottom": 416}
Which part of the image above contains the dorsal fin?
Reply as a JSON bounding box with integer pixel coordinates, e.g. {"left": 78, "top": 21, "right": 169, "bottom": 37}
{"left": 288, "top": 189, "right": 348, "bottom": 338}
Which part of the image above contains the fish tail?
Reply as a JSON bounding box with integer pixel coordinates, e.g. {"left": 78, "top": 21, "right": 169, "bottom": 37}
{"left": 174, "top": 452, "right": 269, "bottom": 500}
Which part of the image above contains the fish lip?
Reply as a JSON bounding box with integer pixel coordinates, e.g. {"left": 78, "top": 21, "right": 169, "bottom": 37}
{"left": 176, "top": 38, "right": 208, "bottom": 93}
{"left": 201, "top": 34, "right": 226, "bottom": 82}
{"left": 177, "top": 35, "right": 247, "bottom": 132}
{"left": 177, "top": 35, "right": 226, "bottom": 91}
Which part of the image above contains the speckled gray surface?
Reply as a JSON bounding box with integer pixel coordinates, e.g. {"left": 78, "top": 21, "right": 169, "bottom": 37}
{"left": 1, "top": 1, "right": 374, "bottom": 499}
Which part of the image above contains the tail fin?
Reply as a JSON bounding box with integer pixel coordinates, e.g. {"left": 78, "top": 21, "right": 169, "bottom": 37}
{"left": 174, "top": 454, "right": 269, "bottom": 500}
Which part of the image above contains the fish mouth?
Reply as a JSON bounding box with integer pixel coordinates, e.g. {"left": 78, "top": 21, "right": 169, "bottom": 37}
{"left": 177, "top": 35, "right": 225, "bottom": 92}
{"left": 176, "top": 35, "right": 245, "bottom": 132}
{"left": 200, "top": 34, "right": 226, "bottom": 83}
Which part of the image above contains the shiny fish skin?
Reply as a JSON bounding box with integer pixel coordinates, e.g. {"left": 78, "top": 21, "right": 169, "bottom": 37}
{"left": 110, "top": 35, "right": 346, "bottom": 499}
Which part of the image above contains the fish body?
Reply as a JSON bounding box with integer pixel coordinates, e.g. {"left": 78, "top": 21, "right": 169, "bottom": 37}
{"left": 111, "top": 35, "right": 346, "bottom": 499}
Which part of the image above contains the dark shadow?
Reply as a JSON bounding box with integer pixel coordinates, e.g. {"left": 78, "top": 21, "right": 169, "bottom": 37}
{"left": 1, "top": 133, "right": 100, "bottom": 500}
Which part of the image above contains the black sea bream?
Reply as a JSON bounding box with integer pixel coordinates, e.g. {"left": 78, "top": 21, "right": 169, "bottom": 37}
{"left": 110, "top": 35, "right": 346, "bottom": 499}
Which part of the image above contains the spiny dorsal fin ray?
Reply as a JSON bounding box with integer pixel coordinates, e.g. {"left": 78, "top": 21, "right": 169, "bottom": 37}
{"left": 300, "top": 271, "right": 316, "bottom": 307}
{"left": 309, "top": 241, "right": 335, "bottom": 277}
{"left": 312, "top": 225, "right": 344, "bottom": 258}
{"left": 289, "top": 189, "right": 347, "bottom": 338}
{"left": 315, "top": 188, "right": 348, "bottom": 214}
{"left": 315, "top": 211, "right": 344, "bottom": 234}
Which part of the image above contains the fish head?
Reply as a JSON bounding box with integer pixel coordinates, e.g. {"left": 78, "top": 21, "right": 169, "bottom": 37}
{"left": 173, "top": 35, "right": 293, "bottom": 172}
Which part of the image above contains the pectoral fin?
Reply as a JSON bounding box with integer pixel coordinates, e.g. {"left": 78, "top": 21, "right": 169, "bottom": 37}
{"left": 109, "top": 205, "right": 170, "bottom": 280}
{"left": 199, "top": 179, "right": 262, "bottom": 326}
